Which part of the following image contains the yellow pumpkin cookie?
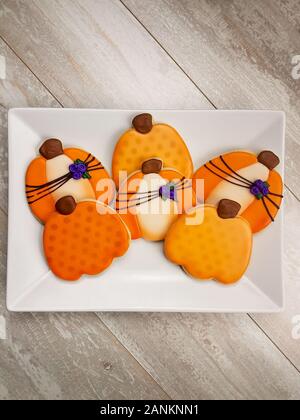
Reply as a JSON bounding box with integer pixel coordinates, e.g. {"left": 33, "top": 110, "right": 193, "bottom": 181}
{"left": 112, "top": 113, "right": 193, "bottom": 187}
{"left": 164, "top": 200, "right": 253, "bottom": 284}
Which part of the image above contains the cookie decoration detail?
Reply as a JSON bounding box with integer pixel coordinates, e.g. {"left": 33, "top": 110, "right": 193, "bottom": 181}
{"left": 192, "top": 150, "right": 283, "bottom": 233}
{"left": 116, "top": 158, "right": 195, "bottom": 241}
{"left": 112, "top": 113, "right": 193, "bottom": 188}
{"left": 43, "top": 197, "right": 131, "bottom": 281}
{"left": 26, "top": 138, "right": 113, "bottom": 223}
{"left": 164, "top": 202, "right": 253, "bottom": 284}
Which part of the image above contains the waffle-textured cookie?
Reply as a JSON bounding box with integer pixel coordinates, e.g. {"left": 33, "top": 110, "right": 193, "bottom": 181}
{"left": 43, "top": 197, "right": 130, "bottom": 281}
{"left": 112, "top": 113, "right": 193, "bottom": 187}
{"left": 164, "top": 203, "right": 252, "bottom": 284}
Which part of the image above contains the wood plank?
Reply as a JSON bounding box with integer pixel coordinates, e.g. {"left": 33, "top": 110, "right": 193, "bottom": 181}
{"left": 122, "top": 0, "right": 300, "bottom": 199}
{"left": 251, "top": 189, "right": 300, "bottom": 368}
{"left": 0, "top": 39, "right": 57, "bottom": 213}
{"left": 0, "top": 0, "right": 209, "bottom": 110}
{"left": 99, "top": 303, "right": 300, "bottom": 400}
{"left": 0, "top": 105, "right": 8, "bottom": 215}
{"left": 0, "top": 40, "right": 168, "bottom": 400}
{"left": 1, "top": 0, "right": 300, "bottom": 399}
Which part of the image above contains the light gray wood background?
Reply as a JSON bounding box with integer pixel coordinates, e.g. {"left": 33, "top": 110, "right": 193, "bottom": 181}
{"left": 0, "top": 0, "right": 300, "bottom": 400}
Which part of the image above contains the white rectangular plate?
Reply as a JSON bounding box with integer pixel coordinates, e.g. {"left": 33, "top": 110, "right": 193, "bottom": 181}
{"left": 7, "top": 109, "right": 285, "bottom": 312}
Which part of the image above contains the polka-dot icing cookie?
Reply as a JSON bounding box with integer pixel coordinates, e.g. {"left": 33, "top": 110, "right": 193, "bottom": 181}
{"left": 43, "top": 196, "right": 130, "bottom": 281}
{"left": 112, "top": 113, "right": 193, "bottom": 188}
{"left": 164, "top": 201, "right": 253, "bottom": 284}
{"left": 26, "top": 138, "right": 114, "bottom": 223}
{"left": 193, "top": 150, "right": 283, "bottom": 233}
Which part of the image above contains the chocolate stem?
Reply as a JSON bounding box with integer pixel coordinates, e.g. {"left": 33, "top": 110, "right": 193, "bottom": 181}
{"left": 257, "top": 151, "right": 280, "bottom": 170}
{"left": 142, "top": 158, "right": 163, "bottom": 174}
{"left": 39, "top": 139, "right": 64, "bottom": 160}
{"left": 217, "top": 199, "right": 241, "bottom": 219}
{"left": 132, "top": 113, "right": 153, "bottom": 134}
{"left": 55, "top": 196, "right": 77, "bottom": 215}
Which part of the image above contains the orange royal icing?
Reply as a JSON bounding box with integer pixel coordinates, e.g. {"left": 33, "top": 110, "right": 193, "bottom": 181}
{"left": 43, "top": 201, "right": 130, "bottom": 281}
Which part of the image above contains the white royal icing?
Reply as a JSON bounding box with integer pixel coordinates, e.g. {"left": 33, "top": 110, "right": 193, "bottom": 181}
{"left": 206, "top": 162, "right": 269, "bottom": 214}
{"left": 135, "top": 173, "right": 178, "bottom": 241}
{"left": 46, "top": 154, "right": 95, "bottom": 202}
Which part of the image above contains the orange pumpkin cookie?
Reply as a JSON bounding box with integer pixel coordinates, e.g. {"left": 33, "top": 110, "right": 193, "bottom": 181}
{"left": 193, "top": 150, "right": 283, "bottom": 233}
{"left": 112, "top": 113, "right": 193, "bottom": 188}
{"left": 116, "top": 158, "right": 196, "bottom": 241}
{"left": 164, "top": 200, "right": 253, "bottom": 284}
{"left": 43, "top": 196, "right": 130, "bottom": 281}
{"left": 26, "top": 138, "right": 114, "bottom": 223}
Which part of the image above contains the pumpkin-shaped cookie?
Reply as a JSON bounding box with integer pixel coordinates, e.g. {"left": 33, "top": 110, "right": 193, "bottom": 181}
{"left": 43, "top": 196, "right": 131, "bottom": 281}
{"left": 26, "top": 138, "right": 114, "bottom": 223}
{"left": 164, "top": 200, "right": 253, "bottom": 284}
{"left": 193, "top": 150, "right": 283, "bottom": 233}
{"left": 112, "top": 113, "right": 193, "bottom": 188}
{"left": 116, "top": 158, "right": 195, "bottom": 241}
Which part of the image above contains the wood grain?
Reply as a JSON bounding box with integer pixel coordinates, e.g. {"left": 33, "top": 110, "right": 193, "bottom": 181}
{"left": 251, "top": 189, "right": 300, "bottom": 368}
{"left": 122, "top": 0, "right": 300, "bottom": 199}
{"left": 0, "top": 0, "right": 300, "bottom": 400}
{"left": 0, "top": 39, "right": 57, "bottom": 214}
{"left": 0, "top": 0, "right": 210, "bottom": 110}
{"left": 100, "top": 308, "right": 300, "bottom": 400}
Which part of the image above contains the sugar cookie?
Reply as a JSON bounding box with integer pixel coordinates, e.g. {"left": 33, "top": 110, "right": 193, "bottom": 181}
{"left": 164, "top": 201, "right": 253, "bottom": 284}
{"left": 112, "top": 113, "right": 193, "bottom": 187}
{"left": 116, "top": 158, "right": 196, "bottom": 241}
{"left": 192, "top": 150, "right": 283, "bottom": 233}
{"left": 26, "top": 138, "right": 114, "bottom": 223}
{"left": 43, "top": 196, "right": 130, "bottom": 281}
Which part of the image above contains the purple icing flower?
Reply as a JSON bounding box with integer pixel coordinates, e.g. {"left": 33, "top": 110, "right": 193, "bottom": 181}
{"left": 159, "top": 183, "right": 177, "bottom": 201}
{"left": 69, "top": 161, "right": 88, "bottom": 180}
{"left": 77, "top": 163, "right": 87, "bottom": 173}
{"left": 71, "top": 171, "right": 82, "bottom": 180}
{"left": 250, "top": 185, "right": 260, "bottom": 196}
{"left": 69, "top": 163, "right": 78, "bottom": 174}
{"left": 250, "top": 179, "right": 270, "bottom": 199}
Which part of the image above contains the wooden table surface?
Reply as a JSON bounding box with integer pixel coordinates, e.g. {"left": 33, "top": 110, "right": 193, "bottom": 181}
{"left": 0, "top": 0, "right": 300, "bottom": 400}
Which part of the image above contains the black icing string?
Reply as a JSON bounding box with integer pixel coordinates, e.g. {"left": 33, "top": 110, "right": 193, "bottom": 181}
{"left": 204, "top": 164, "right": 250, "bottom": 189}
{"left": 116, "top": 191, "right": 159, "bottom": 203}
{"left": 26, "top": 174, "right": 72, "bottom": 199}
{"left": 116, "top": 178, "right": 191, "bottom": 211}
{"left": 26, "top": 173, "right": 70, "bottom": 191}
{"left": 26, "top": 153, "right": 104, "bottom": 204}
{"left": 84, "top": 153, "right": 91, "bottom": 162}
{"left": 262, "top": 197, "right": 274, "bottom": 222}
{"left": 118, "top": 177, "right": 186, "bottom": 196}
{"left": 117, "top": 194, "right": 160, "bottom": 211}
{"left": 88, "top": 165, "right": 104, "bottom": 173}
{"left": 265, "top": 195, "right": 280, "bottom": 210}
{"left": 219, "top": 155, "right": 253, "bottom": 185}
{"left": 268, "top": 192, "right": 283, "bottom": 198}
{"left": 204, "top": 155, "right": 283, "bottom": 223}
{"left": 27, "top": 176, "right": 71, "bottom": 204}
{"left": 209, "top": 159, "right": 251, "bottom": 186}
